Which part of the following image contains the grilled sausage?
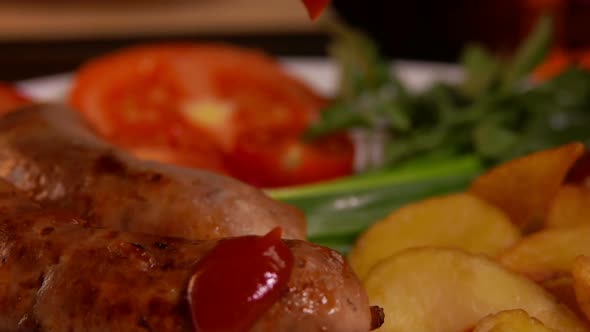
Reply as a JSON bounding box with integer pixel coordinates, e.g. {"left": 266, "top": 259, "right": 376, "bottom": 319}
{"left": 0, "top": 181, "right": 374, "bottom": 332}
{"left": 0, "top": 104, "right": 305, "bottom": 240}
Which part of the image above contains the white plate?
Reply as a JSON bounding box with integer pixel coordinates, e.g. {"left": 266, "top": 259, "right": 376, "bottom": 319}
{"left": 16, "top": 57, "right": 463, "bottom": 102}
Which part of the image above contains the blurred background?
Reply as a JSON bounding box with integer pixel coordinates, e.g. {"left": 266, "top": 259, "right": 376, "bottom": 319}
{"left": 1, "top": 0, "right": 589, "bottom": 81}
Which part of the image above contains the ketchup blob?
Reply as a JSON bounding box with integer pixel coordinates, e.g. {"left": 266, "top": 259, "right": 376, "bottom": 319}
{"left": 188, "top": 228, "right": 294, "bottom": 332}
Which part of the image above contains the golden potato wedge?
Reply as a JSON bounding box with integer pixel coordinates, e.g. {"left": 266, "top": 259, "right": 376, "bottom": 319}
{"left": 348, "top": 193, "right": 520, "bottom": 279}
{"left": 572, "top": 255, "right": 590, "bottom": 323}
{"left": 499, "top": 225, "right": 590, "bottom": 282}
{"left": 364, "top": 247, "right": 587, "bottom": 332}
{"left": 473, "top": 310, "right": 558, "bottom": 332}
{"left": 546, "top": 185, "right": 590, "bottom": 228}
{"left": 470, "top": 142, "right": 585, "bottom": 231}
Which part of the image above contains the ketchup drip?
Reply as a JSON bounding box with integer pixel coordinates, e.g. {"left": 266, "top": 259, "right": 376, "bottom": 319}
{"left": 301, "top": 0, "right": 331, "bottom": 20}
{"left": 187, "top": 228, "right": 294, "bottom": 332}
{"left": 566, "top": 151, "right": 590, "bottom": 185}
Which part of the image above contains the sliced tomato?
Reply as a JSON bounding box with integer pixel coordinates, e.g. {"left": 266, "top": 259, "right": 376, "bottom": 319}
{"left": 228, "top": 132, "right": 354, "bottom": 188}
{"left": 70, "top": 44, "right": 325, "bottom": 151}
{"left": 69, "top": 44, "right": 327, "bottom": 179}
{"left": 0, "top": 83, "right": 30, "bottom": 115}
{"left": 70, "top": 43, "right": 324, "bottom": 162}
{"left": 301, "top": 0, "right": 331, "bottom": 20}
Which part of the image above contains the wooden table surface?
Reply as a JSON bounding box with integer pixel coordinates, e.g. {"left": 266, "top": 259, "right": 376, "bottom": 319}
{"left": 0, "top": 0, "right": 328, "bottom": 81}
{"left": 0, "top": 0, "right": 316, "bottom": 40}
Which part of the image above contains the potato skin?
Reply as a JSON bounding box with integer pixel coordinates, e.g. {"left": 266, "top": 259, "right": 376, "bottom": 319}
{"left": 363, "top": 247, "right": 587, "bottom": 332}
{"left": 473, "top": 310, "right": 558, "bottom": 332}
{"left": 470, "top": 142, "right": 585, "bottom": 232}
{"left": 349, "top": 192, "right": 519, "bottom": 279}
{"left": 0, "top": 104, "right": 305, "bottom": 240}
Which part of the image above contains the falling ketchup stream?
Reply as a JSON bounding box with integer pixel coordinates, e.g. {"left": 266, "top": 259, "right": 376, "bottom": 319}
{"left": 301, "top": 0, "right": 332, "bottom": 20}
{"left": 187, "top": 228, "right": 294, "bottom": 332}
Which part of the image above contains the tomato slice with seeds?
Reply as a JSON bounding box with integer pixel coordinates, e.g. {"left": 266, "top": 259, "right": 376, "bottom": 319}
{"left": 229, "top": 132, "right": 355, "bottom": 188}
{"left": 0, "top": 83, "right": 30, "bottom": 115}
{"left": 69, "top": 44, "right": 326, "bottom": 177}
{"left": 70, "top": 44, "right": 324, "bottom": 151}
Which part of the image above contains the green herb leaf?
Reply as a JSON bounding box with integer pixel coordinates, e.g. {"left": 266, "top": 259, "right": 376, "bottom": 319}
{"left": 304, "top": 103, "right": 371, "bottom": 140}
{"left": 461, "top": 44, "right": 501, "bottom": 98}
{"left": 501, "top": 15, "right": 553, "bottom": 92}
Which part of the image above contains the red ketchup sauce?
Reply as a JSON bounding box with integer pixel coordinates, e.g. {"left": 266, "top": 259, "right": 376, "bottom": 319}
{"left": 187, "top": 228, "right": 294, "bottom": 332}
{"left": 302, "top": 0, "right": 331, "bottom": 20}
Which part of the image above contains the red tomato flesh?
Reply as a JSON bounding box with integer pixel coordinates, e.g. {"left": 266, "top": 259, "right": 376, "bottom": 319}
{"left": 70, "top": 44, "right": 324, "bottom": 152}
{"left": 229, "top": 132, "right": 355, "bottom": 188}
{"left": 70, "top": 43, "right": 354, "bottom": 186}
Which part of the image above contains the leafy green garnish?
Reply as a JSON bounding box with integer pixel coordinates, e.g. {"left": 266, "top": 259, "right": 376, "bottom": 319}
{"left": 501, "top": 14, "right": 553, "bottom": 92}
{"left": 460, "top": 44, "right": 501, "bottom": 98}
{"left": 305, "top": 15, "right": 587, "bottom": 167}
{"left": 279, "top": 15, "right": 590, "bottom": 253}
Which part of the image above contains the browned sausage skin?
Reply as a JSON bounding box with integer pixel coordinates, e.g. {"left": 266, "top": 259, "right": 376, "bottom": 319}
{"left": 0, "top": 104, "right": 305, "bottom": 240}
{"left": 0, "top": 181, "right": 374, "bottom": 332}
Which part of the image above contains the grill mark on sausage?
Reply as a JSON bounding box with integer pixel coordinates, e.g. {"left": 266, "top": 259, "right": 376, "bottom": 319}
{"left": 40, "top": 227, "right": 53, "bottom": 236}
{"left": 93, "top": 154, "right": 127, "bottom": 177}
{"left": 153, "top": 241, "right": 168, "bottom": 250}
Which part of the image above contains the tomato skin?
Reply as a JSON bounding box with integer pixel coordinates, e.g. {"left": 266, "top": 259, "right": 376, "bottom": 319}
{"left": 301, "top": 0, "right": 331, "bottom": 20}
{"left": 0, "top": 83, "right": 30, "bottom": 115}
{"left": 70, "top": 43, "right": 324, "bottom": 150}
{"left": 229, "top": 133, "right": 355, "bottom": 188}
{"left": 69, "top": 43, "right": 326, "bottom": 179}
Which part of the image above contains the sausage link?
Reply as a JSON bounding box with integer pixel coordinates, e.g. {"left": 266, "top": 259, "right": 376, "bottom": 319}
{"left": 0, "top": 181, "right": 372, "bottom": 332}
{"left": 0, "top": 104, "right": 305, "bottom": 240}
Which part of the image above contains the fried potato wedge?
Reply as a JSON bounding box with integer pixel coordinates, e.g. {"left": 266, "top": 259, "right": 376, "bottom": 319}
{"left": 500, "top": 225, "right": 590, "bottom": 282}
{"left": 546, "top": 185, "right": 590, "bottom": 228}
{"left": 348, "top": 193, "right": 519, "bottom": 279}
{"left": 572, "top": 255, "right": 590, "bottom": 323}
{"left": 364, "top": 247, "right": 586, "bottom": 332}
{"left": 470, "top": 142, "right": 585, "bottom": 231}
{"left": 473, "top": 310, "right": 558, "bottom": 332}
